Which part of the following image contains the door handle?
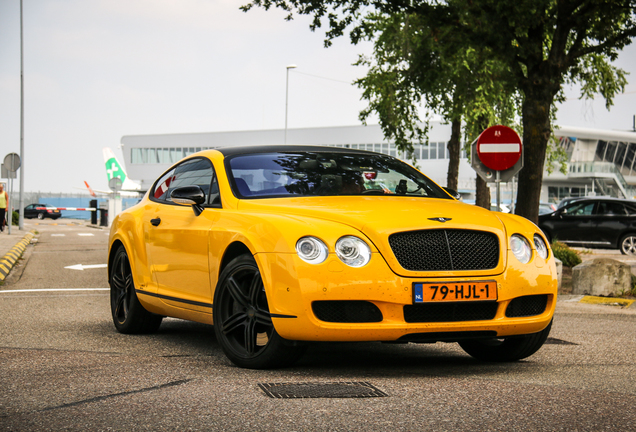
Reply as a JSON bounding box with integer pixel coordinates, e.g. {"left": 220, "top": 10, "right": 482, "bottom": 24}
{"left": 150, "top": 218, "right": 161, "bottom": 226}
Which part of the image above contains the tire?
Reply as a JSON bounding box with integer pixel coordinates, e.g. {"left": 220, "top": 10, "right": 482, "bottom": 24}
{"left": 213, "top": 254, "right": 306, "bottom": 369}
{"left": 459, "top": 320, "right": 552, "bottom": 362}
{"left": 37, "top": 213, "right": 44, "bottom": 220}
{"left": 109, "top": 246, "right": 162, "bottom": 334}
{"left": 620, "top": 234, "right": 636, "bottom": 255}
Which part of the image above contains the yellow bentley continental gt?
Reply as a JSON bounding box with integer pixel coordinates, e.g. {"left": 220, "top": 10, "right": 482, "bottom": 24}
{"left": 108, "top": 145, "right": 557, "bottom": 369}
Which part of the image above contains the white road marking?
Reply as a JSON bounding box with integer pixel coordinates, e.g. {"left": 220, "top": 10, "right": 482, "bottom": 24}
{"left": 0, "top": 288, "right": 109, "bottom": 293}
{"left": 78, "top": 233, "right": 94, "bottom": 236}
{"left": 64, "top": 263, "right": 108, "bottom": 271}
{"left": 51, "top": 234, "right": 65, "bottom": 237}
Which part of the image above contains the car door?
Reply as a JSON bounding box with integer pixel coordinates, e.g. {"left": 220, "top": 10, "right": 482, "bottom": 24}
{"left": 24, "top": 204, "right": 37, "bottom": 219}
{"left": 595, "top": 201, "right": 633, "bottom": 247}
{"left": 144, "top": 157, "right": 221, "bottom": 314}
{"left": 548, "top": 200, "right": 597, "bottom": 244}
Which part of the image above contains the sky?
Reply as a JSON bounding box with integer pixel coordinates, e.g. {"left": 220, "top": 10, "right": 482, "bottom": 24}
{"left": 0, "top": 0, "right": 635, "bottom": 194}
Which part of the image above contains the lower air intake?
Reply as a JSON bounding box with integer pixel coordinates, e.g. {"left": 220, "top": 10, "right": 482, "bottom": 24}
{"left": 505, "top": 295, "right": 548, "bottom": 317}
{"left": 312, "top": 301, "right": 383, "bottom": 323}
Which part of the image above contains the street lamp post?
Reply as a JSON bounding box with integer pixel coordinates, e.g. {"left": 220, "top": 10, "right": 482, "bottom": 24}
{"left": 284, "top": 64, "right": 297, "bottom": 144}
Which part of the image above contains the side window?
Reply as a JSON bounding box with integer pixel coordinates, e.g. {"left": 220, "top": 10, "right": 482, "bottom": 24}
{"left": 151, "top": 158, "right": 216, "bottom": 205}
{"left": 597, "top": 202, "right": 628, "bottom": 216}
{"left": 563, "top": 201, "right": 595, "bottom": 216}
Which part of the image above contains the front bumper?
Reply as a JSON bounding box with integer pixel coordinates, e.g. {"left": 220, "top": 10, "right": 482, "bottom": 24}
{"left": 256, "top": 250, "right": 558, "bottom": 342}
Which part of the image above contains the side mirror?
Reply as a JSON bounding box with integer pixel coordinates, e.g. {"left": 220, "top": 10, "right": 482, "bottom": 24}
{"left": 169, "top": 186, "right": 206, "bottom": 216}
{"left": 443, "top": 187, "right": 461, "bottom": 200}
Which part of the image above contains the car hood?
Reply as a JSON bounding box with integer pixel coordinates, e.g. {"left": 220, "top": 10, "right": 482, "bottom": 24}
{"left": 238, "top": 196, "right": 507, "bottom": 276}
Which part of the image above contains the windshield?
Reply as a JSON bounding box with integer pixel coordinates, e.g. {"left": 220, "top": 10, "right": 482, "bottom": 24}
{"left": 226, "top": 151, "right": 451, "bottom": 199}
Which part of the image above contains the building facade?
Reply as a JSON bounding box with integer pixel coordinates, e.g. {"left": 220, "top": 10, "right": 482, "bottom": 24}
{"left": 121, "top": 123, "right": 636, "bottom": 204}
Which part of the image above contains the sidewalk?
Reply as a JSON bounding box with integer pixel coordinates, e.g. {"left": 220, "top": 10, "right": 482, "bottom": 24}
{"left": 0, "top": 226, "right": 37, "bottom": 281}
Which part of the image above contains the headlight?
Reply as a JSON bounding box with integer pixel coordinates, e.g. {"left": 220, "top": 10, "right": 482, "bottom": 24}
{"left": 296, "top": 236, "right": 328, "bottom": 264}
{"left": 335, "top": 236, "right": 371, "bottom": 267}
{"left": 510, "top": 234, "right": 532, "bottom": 264}
{"left": 534, "top": 234, "right": 548, "bottom": 260}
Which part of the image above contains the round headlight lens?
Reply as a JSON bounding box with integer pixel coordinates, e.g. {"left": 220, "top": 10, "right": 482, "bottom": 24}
{"left": 335, "top": 236, "right": 371, "bottom": 267}
{"left": 510, "top": 234, "right": 532, "bottom": 264}
{"left": 296, "top": 236, "right": 328, "bottom": 264}
{"left": 534, "top": 234, "right": 548, "bottom": 260}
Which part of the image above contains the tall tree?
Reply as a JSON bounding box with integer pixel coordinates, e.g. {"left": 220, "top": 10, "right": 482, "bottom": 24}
{"left": 242, "top": 0, "right": 635, "bottom": 222}
{"left": 353, "top": 13, "right": 519, "bottom": 199}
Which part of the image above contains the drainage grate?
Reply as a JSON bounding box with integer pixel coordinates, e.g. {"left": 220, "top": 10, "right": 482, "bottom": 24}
{"left": 258, "top": 382, "right": 388, "bottom": 399}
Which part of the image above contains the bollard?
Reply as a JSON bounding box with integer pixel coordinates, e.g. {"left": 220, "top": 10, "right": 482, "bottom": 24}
{"left": 99, "top": 208, "right": 108, "bottom": 227}
{"left": 90, "top": 200, "right": 98, "bottom": 225}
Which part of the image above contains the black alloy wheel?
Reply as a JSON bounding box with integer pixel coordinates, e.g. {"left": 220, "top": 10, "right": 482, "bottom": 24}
{"left": 109, "top": 246, "right": 162, "bottom": 334}
{"left": 213, "top": 254, "right": 305, "bottom": 369}
{"left": 37, "top": 212, "right": 44, "bottom": 220}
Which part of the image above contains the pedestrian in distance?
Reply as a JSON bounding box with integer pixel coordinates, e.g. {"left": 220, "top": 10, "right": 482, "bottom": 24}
{"left": 0, "top": 183, "right": 7, "bottom": 232}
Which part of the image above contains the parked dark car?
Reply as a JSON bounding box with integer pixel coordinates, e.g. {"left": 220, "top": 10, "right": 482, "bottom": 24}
{"left": 22, "top": 203, "right": 61, "bottom": 220}
{"left": 538, "top": 197, "right": 636, "bottom": 254}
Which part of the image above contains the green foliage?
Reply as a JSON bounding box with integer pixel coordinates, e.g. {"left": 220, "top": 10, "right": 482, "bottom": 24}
{"left": 551, "top": 241, "right": 582, "bottom": 268}
{"left": 242, "top": 0, "right": 636, "bottom": 221}
{"left": 12, "top": 211, "right": 18, "bottom": 226}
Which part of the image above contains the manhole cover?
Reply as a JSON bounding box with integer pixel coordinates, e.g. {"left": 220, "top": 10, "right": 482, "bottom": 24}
{"left": 258, "top": 382, "right": 388, "bottom": 399}
{"left": 545, "top": 337, "right": 578, "bottom": 345}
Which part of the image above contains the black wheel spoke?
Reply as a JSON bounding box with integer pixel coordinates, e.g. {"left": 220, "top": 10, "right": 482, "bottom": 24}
{"left": 254, "top": 309, "right": 272, "bottom": 326}
{"left": 244, "top": 320, "right": 257, "bottom": 355}
{"left": 226, "top": 276, "right": 249, "bottom": 307}
{"left": 222, "top": 312, "right": 247, "bottom": 335}
{"left": 248, "top": 271, "right": 263, "bottom": 305}
{"left": 114, "top": 291, "right": 126, "bottom": 319}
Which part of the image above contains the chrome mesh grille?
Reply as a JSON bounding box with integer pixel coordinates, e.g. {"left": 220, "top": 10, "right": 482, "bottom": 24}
{"left": 389, "top": 229, "right": 499, "bottom": 271}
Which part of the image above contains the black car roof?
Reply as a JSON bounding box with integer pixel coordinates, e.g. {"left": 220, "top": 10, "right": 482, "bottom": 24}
{"left": 215, "top": 145, "right": 379, "bottom": 157}
{"left": 562, "top": 197, "right": 636, "bottom": 205}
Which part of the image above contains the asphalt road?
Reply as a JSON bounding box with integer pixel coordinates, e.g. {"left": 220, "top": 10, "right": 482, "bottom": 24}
{"left": 1, "top": 220, "right": 636, "bottom": 431}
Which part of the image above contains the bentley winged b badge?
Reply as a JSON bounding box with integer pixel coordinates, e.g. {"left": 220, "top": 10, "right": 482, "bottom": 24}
{"left": 428, "top": 217, "right": 452, "bottom": 223}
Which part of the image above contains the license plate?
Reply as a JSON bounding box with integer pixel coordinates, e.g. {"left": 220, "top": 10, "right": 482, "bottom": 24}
{"left": 413, "top": 281, "right": 497, "bottom": 303}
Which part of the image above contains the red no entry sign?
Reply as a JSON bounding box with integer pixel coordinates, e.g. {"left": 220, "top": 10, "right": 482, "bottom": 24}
{"left": 476, "top": 125, "right": 522, "bottom": 171}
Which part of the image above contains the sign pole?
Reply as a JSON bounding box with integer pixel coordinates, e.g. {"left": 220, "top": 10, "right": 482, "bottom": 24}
{"left": 496, "top": 170, "right": 501, "bottom": 212}
{"left": 18, "top": 0, "right": 25, "bottom": 230}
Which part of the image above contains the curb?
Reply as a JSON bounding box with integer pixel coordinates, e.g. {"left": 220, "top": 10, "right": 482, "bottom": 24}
{"left": 0, "top": 230, "right": 37, "bottom": 281}
{"left": 579, "top": 295, "right": 635, "bottom": 308}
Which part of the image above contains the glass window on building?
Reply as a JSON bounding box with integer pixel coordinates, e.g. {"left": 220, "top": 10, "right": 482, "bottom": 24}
{"left": 595, "top": 140, "right": 608, "bottom": 162}
{"left": 389, "top": 144, "right": 396, "bottom": 157}
{"left": 382, "top": 143, "right": 389, "bottom": 154}
{"left": 158, "top": 148, "right": 170, "bottom": 164}
{"left": 170, "top": 148, "right": 183, "bottom": 162}
{"left": 438, "top": 142, "right": 446, "bottom": 159}
{"left": 623, "top": 143, "right": 636, "bottom": 176}
{"left": 131, "top": 148, "right": 143, "bottom": 164}
{"left": 147, "top": 148, "right": 157, "bottom": 164}
{"left": 604, "top": 141, "right": 617, "bottom": 163}
{"left": 421, "top": 145, "right": 429, "bottom": 160}
{"left": 429, "top": 143, "right": 437, "bottom": 159}
{"left": 615, "top": 142, "right": 627, "bottom": 168}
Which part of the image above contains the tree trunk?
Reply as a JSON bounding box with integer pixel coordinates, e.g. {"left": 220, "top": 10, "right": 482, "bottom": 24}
{"left": 446, "top": 118, "right": 461, "bottom": 190}
{"left": 475, "top": 175, "right": 490, "bottom": 209}
{"left": 515, "top": 88, "right": 553, "bottom": 224}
